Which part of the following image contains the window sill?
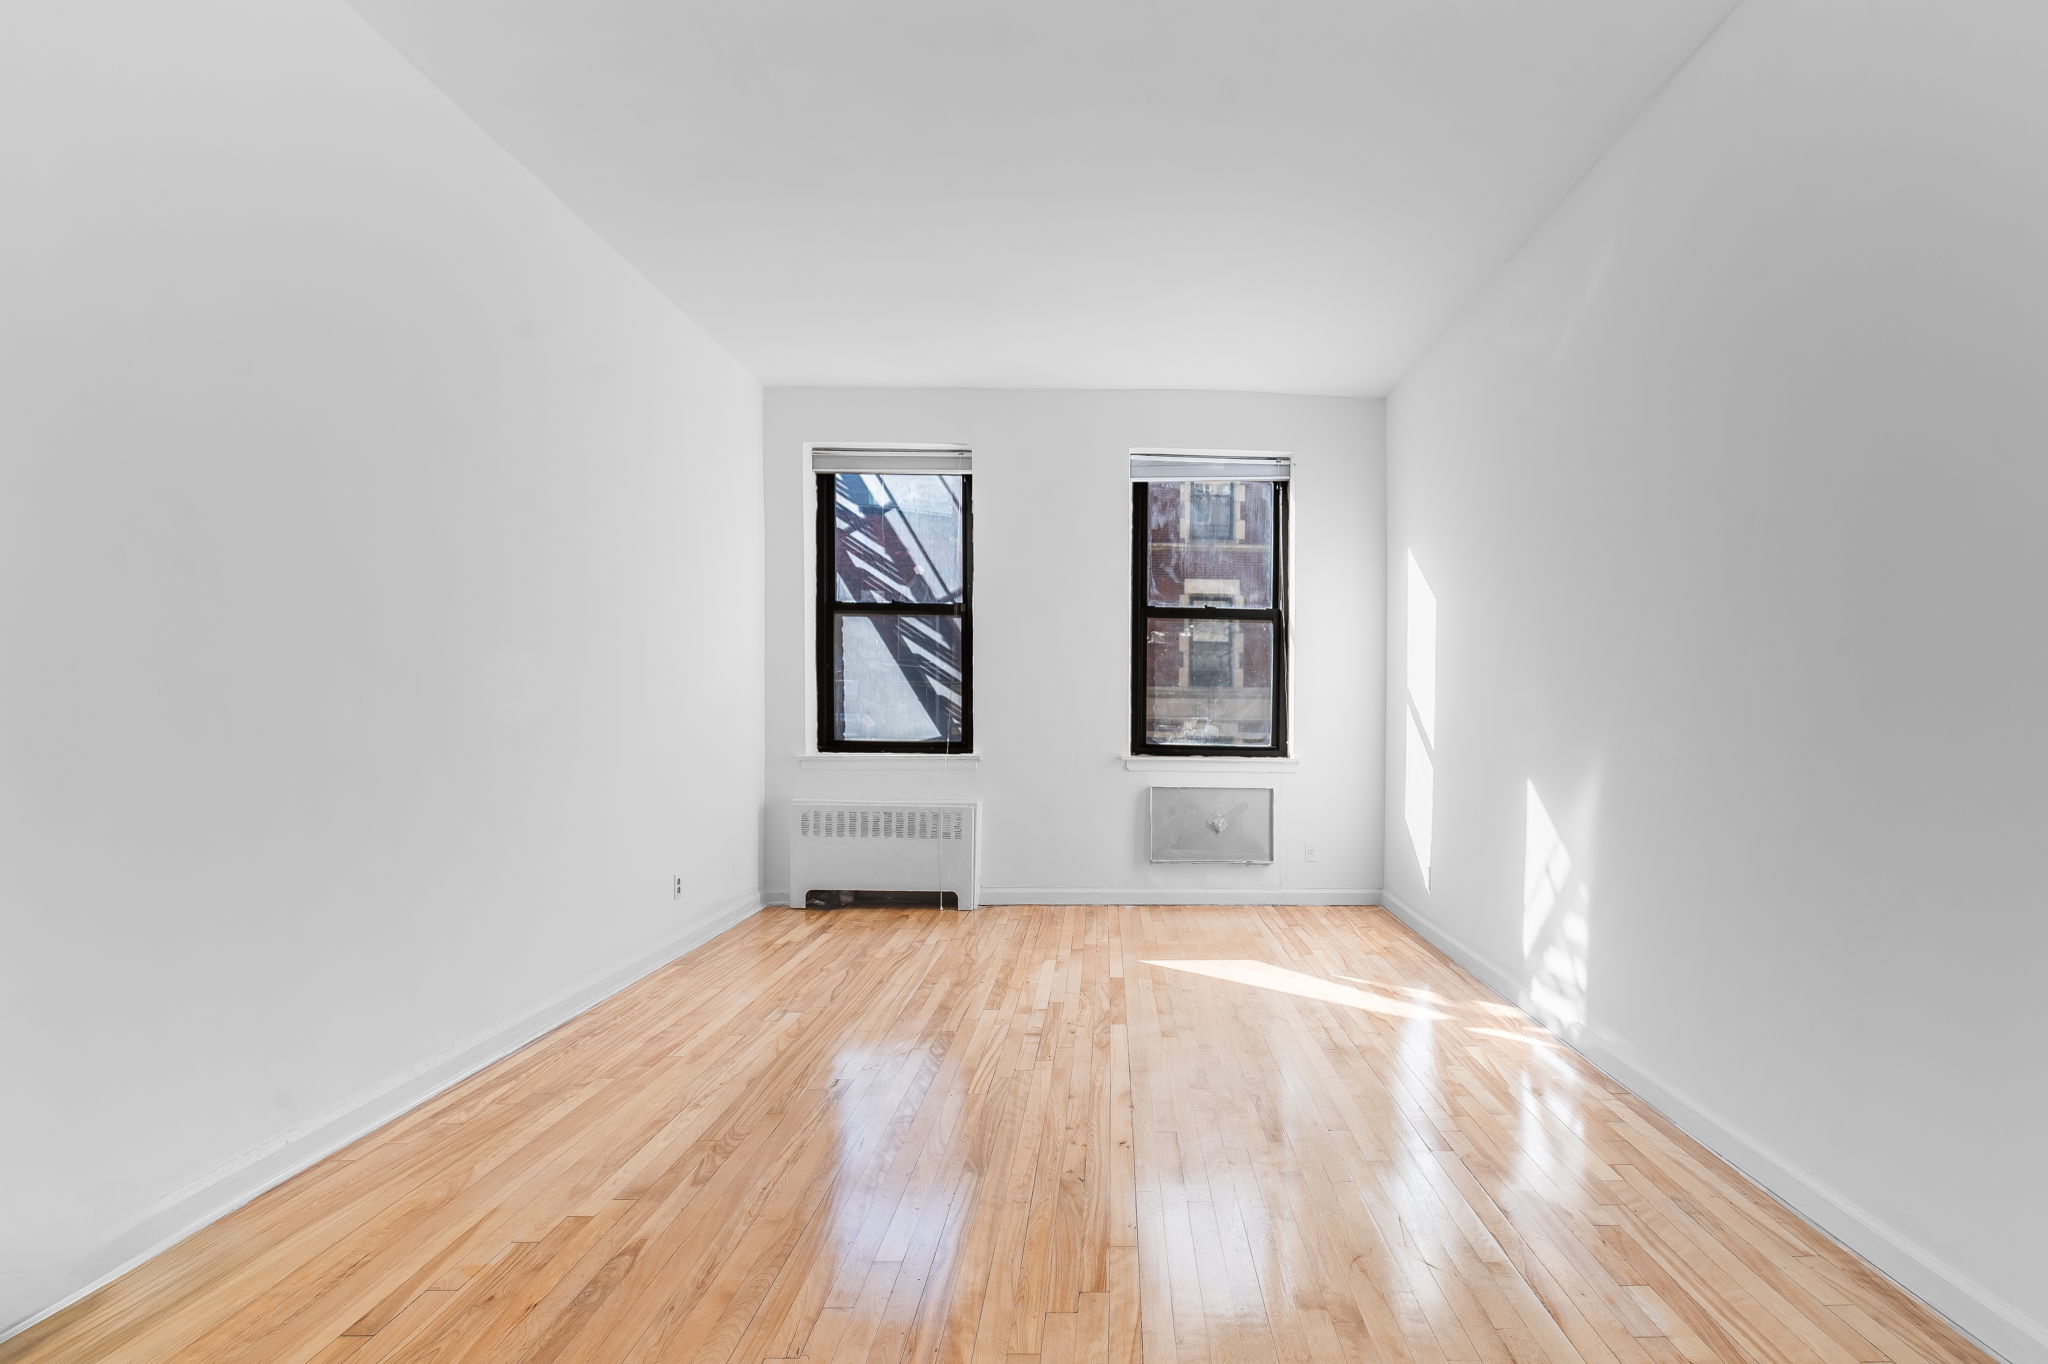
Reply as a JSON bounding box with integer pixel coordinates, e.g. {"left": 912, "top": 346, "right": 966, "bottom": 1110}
{"left": 1123, "top": 755, "right": 1299, "bottom": 772}
{"left": 797, "top": 753, "right": 981, "bottom": 770}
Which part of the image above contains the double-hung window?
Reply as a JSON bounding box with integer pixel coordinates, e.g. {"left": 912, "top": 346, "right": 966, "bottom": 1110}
{"left": 813, "top": 447, "right": 973, "bottom": 752}
{"left": 1131, "top": 451, "right": 1290, "bottom": 756}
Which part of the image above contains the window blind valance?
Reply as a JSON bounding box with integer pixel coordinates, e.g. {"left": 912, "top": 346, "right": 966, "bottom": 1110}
{"left": 811, "top": 446, "right": 971, "bottom": 475}
{"left": 1129, "top": 450, "right": 1291, "bottom": 482}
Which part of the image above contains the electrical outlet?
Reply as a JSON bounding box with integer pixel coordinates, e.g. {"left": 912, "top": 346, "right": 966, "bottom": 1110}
{"left": 671, "top": 876, "right": 683, "bottom": 899}
{"left": 1303, "top": 840, "right": 1319, "bottom": 863}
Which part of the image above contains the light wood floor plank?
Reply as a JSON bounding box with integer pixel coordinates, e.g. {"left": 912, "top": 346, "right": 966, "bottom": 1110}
{"left": 1, "top": 906, "right": 1996, "bottom": 1364}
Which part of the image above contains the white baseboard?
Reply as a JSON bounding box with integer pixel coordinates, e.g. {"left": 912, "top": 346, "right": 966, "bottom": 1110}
{"left": 2, "top": 890, "right": 771, "bottom": 1345}
{"left": 981, "top": 887, "right": 1383, "bottom": 906}
{"left": 1377, "top": 890, "right": 2043, "bottom": 1364}
{"left": 761, "top": 888, "right": 1382, "bottom": 908}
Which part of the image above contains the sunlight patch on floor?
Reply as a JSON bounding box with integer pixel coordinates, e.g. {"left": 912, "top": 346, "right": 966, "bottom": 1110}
{"left": 1143, "top": 959, "right": 1449, "bottom": 1018}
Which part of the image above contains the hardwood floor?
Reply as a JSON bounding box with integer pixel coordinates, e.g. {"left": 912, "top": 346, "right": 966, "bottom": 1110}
{"left": 2, "top": 905, "right": 1993, "bottom": 1364}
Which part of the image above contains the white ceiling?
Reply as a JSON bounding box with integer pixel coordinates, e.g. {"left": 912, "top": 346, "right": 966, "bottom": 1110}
{"left": 347, "top": 0, "right": 1737, "bottom": 395}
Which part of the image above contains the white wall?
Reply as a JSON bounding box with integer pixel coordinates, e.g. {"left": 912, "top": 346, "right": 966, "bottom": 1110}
{"left": 764, "top": 389, "right": 1384, "bottom": 904}
{"left": 1383, "top": 2, "right": 2047, "bottom": 1358}
{"left": 0, "top": 0, "right": 763, "bottom": 1335}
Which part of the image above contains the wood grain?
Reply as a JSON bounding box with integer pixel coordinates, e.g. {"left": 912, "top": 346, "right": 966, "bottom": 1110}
{"left": 0, "top": 906, "right": 1994, "bottom": 1364}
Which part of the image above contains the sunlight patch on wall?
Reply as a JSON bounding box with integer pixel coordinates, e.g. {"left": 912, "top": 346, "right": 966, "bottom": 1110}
{"left": 1404, "top": 712, "right": 1435, "bottom": 886}
{"left": 1522, "top": 783, "right": 1572, "bottom": 955}
{"left": 1406, "top": 551, "right": 1437, "bottom": 741}
{"left": 1403, "top": 552, "right": 1438, "bottom": 886}
{"left": 1522, "top": 781, "right": 1589, "bottom": 1037}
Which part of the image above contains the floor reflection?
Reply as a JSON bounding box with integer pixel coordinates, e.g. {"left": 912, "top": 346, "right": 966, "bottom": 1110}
{"left": 15, "top": 905, "right": 1983, "bottom": 1364}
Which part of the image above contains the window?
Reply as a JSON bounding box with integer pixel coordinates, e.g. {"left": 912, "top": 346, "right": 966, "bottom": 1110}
{"left": 1189, "top": 482, "right": 1237, "bottom": 541}
{"left": 1188, "top": 623, "right": 1236, "bottom": 689}
{"left": 1184, "top": 592, "right": 1239, "bottom": 689}
{"left": 814, "top": 450, "right": 973, "bottom": 752}
{"left": 1131, "top": 453, "right": 1289, "bottom": 756}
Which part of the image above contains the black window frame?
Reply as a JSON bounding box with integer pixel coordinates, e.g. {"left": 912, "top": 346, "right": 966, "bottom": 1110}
{"left": 815, "top": 469, "right": 975, "bottom": 754}
{"left": 1130, "top": 478, "right": 1289, "bottom": 758}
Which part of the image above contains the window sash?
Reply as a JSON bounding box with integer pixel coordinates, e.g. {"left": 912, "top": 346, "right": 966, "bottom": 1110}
{"left": 817, "top": 471, "right": 974, "bottom": 753}
{"left": 1131, "top": 480, "right": 1289, "bottom": 757}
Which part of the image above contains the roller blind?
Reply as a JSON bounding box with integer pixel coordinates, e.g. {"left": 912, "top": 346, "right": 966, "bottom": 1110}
{"left": 812, "top": 446, "right": 972, "bottom": 474}
{"left": 1129, "top": 451, "right": 1291, "bottom": 482}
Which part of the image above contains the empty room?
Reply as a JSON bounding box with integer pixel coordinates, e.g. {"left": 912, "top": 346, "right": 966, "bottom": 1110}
{"left": 3, "top": 1, "right": 2042, "bottom": 1361}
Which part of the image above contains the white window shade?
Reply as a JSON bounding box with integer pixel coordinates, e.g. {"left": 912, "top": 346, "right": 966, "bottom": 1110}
{"left": 812, "top": 446, "right": 971, "bottom": 474}
{"left": 1129, "top": 451, "right": 1291, "bottom": 482}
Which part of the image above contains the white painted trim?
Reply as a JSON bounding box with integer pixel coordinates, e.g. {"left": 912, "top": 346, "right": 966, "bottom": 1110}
{"left": 1122, "top": 755, "right": 1299, "bottom": 772}
{"left": 796, "top": 753, "right": 980, "bottom": 770}
{"left": 0, "top": 890, "right": 773, "bottom": 1345}
{"left": 1377, "top": 891, "right": 2042, "bottom": 1364}
{"left": 980, "top": 888, "right": 1381, "bottom": 906}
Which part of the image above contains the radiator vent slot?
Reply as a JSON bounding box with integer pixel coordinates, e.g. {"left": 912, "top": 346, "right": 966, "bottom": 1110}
{"left": 796, "top": 807, "right": 967, "bottom": 841}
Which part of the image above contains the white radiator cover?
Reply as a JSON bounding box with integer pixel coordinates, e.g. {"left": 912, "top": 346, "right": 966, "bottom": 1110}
{"left": 787, "top": 800, "right": 980, "bottom": 911}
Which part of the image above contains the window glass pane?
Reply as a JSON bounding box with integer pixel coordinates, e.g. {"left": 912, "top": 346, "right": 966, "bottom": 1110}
{"left": 1145, "top": 480, "right": 1274, "bottom": 608}
{"left": 1143, "top": 618, "right": 1275, "bottom": 748}
{"left": 832, "top": 473, "right": 966, "bottom": 605}
{"left": 833, "top": 613, "right": 966, "bottom": 744}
